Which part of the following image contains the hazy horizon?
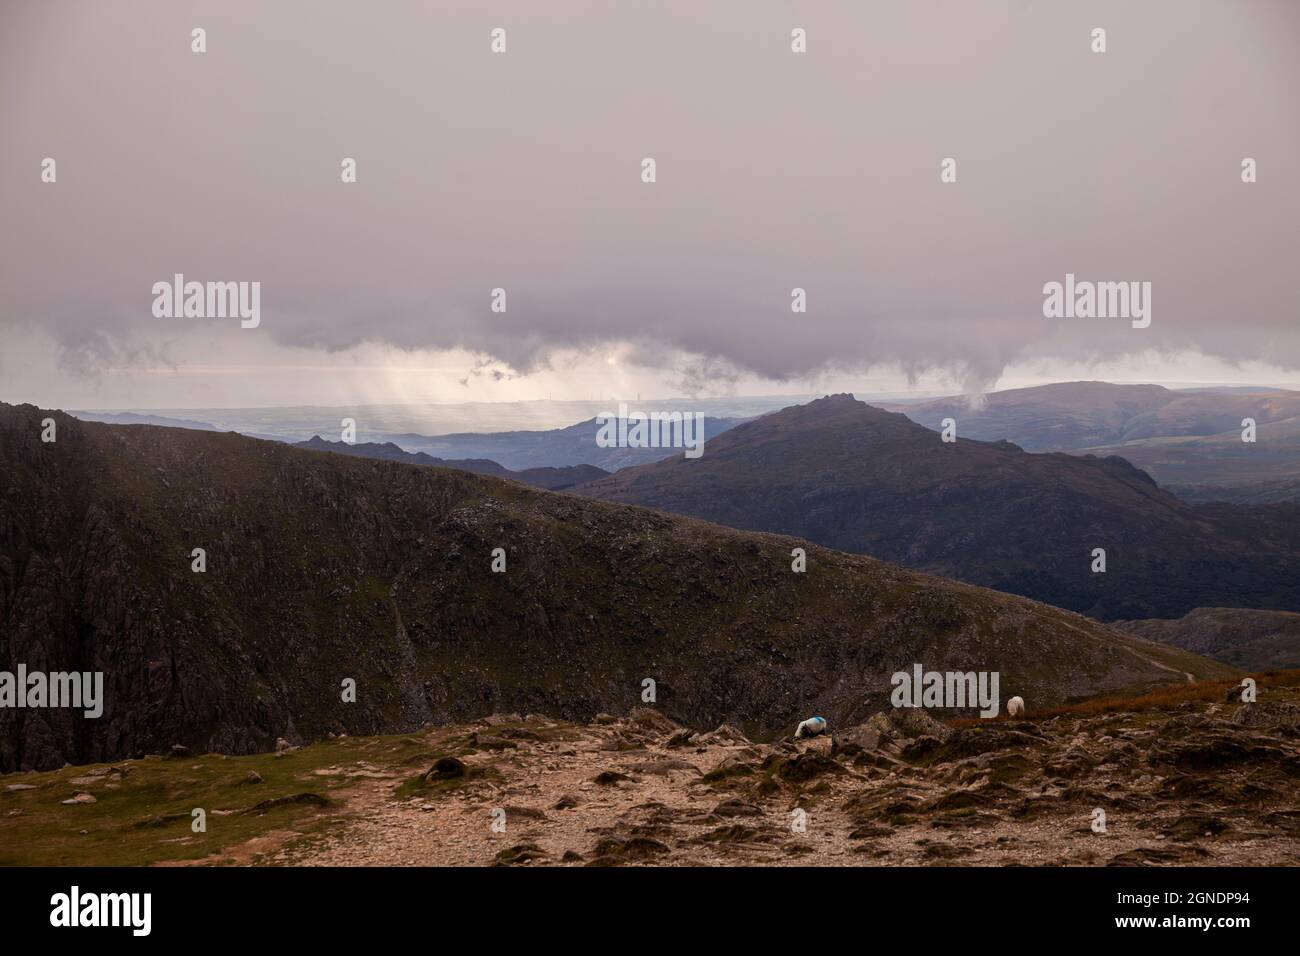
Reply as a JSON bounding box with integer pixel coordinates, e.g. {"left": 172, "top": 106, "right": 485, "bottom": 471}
{"left": 50, "top": 376, "right": 1300, "bottom": 414}
{"left": 4, "top": 0, "right": 1299, "bottom": 410}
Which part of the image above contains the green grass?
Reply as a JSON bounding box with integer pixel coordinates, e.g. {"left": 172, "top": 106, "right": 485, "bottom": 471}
{"left": 393, "top": 764, "right": 502, "bottom": 800}
{"left": 0, "top": 732, "right": 436, "bottom": 867}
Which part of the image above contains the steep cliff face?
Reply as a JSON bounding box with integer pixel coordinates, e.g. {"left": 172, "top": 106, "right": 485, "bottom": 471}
{"left": 0, "top": 404, "right": 1228, "bottom": 771}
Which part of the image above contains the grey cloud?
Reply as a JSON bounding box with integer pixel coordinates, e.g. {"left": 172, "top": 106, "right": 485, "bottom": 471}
{"left": 2, "top": 0, "right": 1297, "bottom": 392}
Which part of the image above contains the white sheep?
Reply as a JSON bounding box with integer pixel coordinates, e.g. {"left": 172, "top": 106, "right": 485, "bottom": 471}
{"left": 1007, "top": 696, "right": 1025, "bottom": 717}
{"left": 794, "top": 716, "right": 827, "bottom": 739}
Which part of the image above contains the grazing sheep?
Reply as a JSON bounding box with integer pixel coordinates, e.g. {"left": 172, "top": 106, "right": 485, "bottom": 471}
{"left": 1007, "top": 696, "right": 1025, "bottom": 717}
{"left": 794, "top": 716, "right": 827, "bottom": 739}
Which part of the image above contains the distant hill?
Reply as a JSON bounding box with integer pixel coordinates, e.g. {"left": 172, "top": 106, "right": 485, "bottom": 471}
{"left": 1114, "top": 608, "right": 1300, "bottom": 670}
{"left": 1079, "top": 416, "right": 1300, "bottom": 503}
{"left": 69, "top": 410, "right": 220, "bottom": 431}
{"left": 892, "top": 381, "right": 1300, "bottom": 451}
{"left": 389, "top": 416, "right": 747, "bottom": 471}
{"left": 0, "top": 401, "right": 1226, "bottom": 770}
{"left": 1166, "top": 478, "right": 1300, "bottom": 505}
{"left": 887, "top": 382, "right": 1175, "bottom": 451}
{"left": 577, "top": 394, "right": 1300, "bottom": 621}
{"left": 293, "top": 436, "right": 607, "bottom": 490}
{"left": 59, "top": 397, "right": 801, "bottom": 444}
{"left": 890, "top": 382, "right": 1300, "bottom": 503}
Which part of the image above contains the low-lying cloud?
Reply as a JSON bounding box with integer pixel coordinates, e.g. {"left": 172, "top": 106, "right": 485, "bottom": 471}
{"left": 2, "top": 0, "right": 1298, "bottom": 400}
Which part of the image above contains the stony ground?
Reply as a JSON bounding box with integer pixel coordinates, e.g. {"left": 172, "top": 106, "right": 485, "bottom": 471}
{"left": 6, "top": 677, "right": 1298, "bottom": 867}
{"left": 264, "top": 685, "right": 1300, "bottom": 867}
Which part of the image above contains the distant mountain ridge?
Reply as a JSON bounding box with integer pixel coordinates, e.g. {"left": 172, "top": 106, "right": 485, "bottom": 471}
{"left": 389, "top": 415, "right": 747, "bottom": 471}
{"left": 577, "top": 394, "right": 1300, "bottom": 620}
{"left": 69, "top": 410, "right": 221, "bottom": 431}
{"left": 890, "top": 382, "right": 1300, "bottom": 503}
{"left": 1079, "top": 415, "right": 1300, "bottom": 502}
{"left": 293, "top": 436, "right": 607, "bottom": 490}
{"left": 891, "top": 381, "right": 1300, "bottom": 451}
{"left": 65, "top": 408, "right": 750, "bottom": 472}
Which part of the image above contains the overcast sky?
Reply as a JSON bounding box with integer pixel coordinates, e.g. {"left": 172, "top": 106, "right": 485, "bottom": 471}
{"left": 2, "top": 0, "right": 1298, "bottom": 409}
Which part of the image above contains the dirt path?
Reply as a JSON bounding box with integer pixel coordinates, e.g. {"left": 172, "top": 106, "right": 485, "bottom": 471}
{"left": 1057, "top": 614, "right": 1196, "bottom": 684}
{"left": 234, "top": 700, "right": 1300, "bottom": 867}
{"left": 262, "top": 726, "right": 863, "bottom": 867}
{"left": 1118, "top": 644, "right": 1195, "bottom": 683}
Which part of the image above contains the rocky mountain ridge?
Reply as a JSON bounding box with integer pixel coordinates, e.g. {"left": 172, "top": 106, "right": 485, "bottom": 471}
{"left": 578, "top": 394, "right": 1300, "bottom": 620}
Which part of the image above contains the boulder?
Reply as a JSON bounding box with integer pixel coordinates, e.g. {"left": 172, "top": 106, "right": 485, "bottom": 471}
{"left": 422, "top": 756, "right": 467, "bottom": 782}
{"left": 698, "top": 724, "right": 751, "bottom": 746}
{"left": 627, "top": 707, "right": 678, "bottom": 736}
{"left": 1231, "top": 701, "right": 1300, "bottom": 734}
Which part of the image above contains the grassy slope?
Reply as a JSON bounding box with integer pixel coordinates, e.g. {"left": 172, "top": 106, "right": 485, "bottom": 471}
{"left": 0, "top": 733, "right": 430, "bottom": 866}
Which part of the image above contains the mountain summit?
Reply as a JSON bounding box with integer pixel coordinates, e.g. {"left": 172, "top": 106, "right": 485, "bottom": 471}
{"left": 578, "top": 395, "right": 1300, "bottom": 620}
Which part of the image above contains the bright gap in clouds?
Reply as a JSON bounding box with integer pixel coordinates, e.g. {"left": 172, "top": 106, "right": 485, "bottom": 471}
{"left": 3, "top": 322, "right": 1298, "bottom": 415}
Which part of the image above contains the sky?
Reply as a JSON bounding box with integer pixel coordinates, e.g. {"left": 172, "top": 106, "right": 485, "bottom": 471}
{"left": 2, "top": 0, "right": 1298, "bottom": 410}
